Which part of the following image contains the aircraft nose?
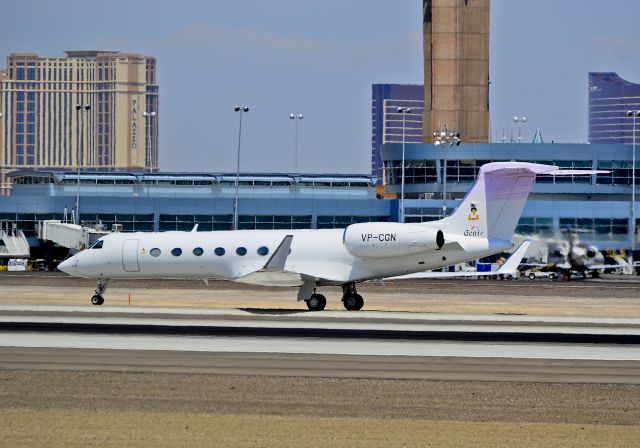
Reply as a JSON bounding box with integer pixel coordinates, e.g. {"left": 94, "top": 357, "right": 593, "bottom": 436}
{"left": 58, "top": 256, "right": 77, "bottom": 274}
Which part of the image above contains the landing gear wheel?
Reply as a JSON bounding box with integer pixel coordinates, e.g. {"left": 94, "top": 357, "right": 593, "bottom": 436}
{"left": 91, "top": 295, "right": 104, "bottom": 306}
{"left": 343, "top": 293, "right": 364, "bottom": 311}
{"left": 306, "top": 293, "right": 327, "bottom": 311}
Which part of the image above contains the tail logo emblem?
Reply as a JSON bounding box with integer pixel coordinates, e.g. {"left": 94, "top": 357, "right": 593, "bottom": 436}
{"left": 468, "top": 203, "right": 480, "bottom": 221}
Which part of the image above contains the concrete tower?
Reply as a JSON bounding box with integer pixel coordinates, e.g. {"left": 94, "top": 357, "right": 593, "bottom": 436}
{"left": 422, "top": 0, "right": 490, "bottom": 143}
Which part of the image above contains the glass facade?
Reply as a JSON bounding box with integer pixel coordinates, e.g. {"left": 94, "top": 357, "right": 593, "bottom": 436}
{"left": 589, "top": 72, "right": 640, "bottom": 144}
{"left": 371, "top": 84, "right": 424, "bottom": 177}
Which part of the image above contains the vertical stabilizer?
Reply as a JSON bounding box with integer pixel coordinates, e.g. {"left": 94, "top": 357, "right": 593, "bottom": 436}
{"left": 436, "top": 162, "right": 558, "bottom": 241}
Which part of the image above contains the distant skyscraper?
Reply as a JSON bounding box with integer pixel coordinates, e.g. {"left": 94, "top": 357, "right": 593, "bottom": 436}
{"left": 589, "top": 72, "right": 640, "bottom": 144}
{"left": 0, "top": 51, "right": 158, "bottom": 194}
{"left": 371, "top": 84, "right": 424, "bottom": 177}
{"left": 422, "top": 0, "right": 490, "bottom": 143}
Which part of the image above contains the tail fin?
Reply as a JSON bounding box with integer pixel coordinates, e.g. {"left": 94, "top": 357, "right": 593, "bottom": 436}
{"left": 438, "top": 162, "right": 558, "bottom": 241}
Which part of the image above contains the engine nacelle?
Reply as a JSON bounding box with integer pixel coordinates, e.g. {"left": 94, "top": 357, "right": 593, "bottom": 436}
{"left": 343, "top": 222, "right": 444, "bottom": 258}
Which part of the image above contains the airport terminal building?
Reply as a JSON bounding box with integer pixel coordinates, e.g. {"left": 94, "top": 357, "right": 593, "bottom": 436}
{"left": 1, "top": 141, "right": 638, "bottom": 254}
{"left": 1, "top": 171, "right": 389, "bottom": 239}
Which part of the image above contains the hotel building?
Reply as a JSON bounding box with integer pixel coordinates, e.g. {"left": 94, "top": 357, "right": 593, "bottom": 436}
{"left": 0, "top": 51, "right": 159, "bottom": 194}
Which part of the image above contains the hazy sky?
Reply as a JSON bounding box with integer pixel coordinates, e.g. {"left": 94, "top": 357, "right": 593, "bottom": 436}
{"left": 2, "top": 0, "right": 640, "bottom": 174}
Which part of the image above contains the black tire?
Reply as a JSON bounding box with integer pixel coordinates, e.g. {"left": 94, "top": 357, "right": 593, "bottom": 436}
{"left": 91, "top": 295, "right": 103, "bottom": 306}
{"left": 528, "top": 273, "right": 535, "bottom": 280}
{"left": 343, "top": 293, "right": 364, "bottom": 311}
{"left": 306, "top": 293, "right": 326, "bottom": 311}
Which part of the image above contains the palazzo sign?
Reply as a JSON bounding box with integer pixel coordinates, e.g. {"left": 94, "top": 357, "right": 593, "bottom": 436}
{"left": 131, "top": 98, "right": 138, "bottom": 150}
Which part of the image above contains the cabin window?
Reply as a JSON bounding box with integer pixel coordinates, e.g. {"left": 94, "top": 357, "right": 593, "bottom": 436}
{"left": 149, "top": 248, "right": 161, "bottom": 257}
{"left": 214, "top": 247, "right": 225, "bottom": 256}
{"left": 193, "top": 247, "right": 204, "bottom": 256}
{"left": 236, "top": 247, "right": 247, "bottom": 256}
{"left": 257, "top": 246, "right": 269, "bottom": 256}
{"left": 89, "top": 240, "right": 103, "bottom": 249}
{"left": 171, "top": 248, "right": 182, "bottom": 257}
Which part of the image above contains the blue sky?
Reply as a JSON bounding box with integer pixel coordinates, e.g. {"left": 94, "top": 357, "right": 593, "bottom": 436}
{"left": 2, "top": 0, "right": 640, "bottom": 173}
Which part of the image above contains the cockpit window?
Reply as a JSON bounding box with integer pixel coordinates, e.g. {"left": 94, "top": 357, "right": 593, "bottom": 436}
{"left": 89, "top": 240, "right": 104, "bottom": 249}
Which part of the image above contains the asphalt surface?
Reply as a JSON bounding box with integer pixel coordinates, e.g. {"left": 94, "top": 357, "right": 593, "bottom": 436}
{"left": 2, "top": 273, "right": 640, "bottom": 446}
{"left": 2, "top": 347, "right": 640, "bottom": 384}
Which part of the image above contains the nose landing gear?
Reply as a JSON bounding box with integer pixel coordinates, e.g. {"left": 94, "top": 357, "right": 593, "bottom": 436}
{"left": 91, "top": 279, "right": 109, "bottom": 306}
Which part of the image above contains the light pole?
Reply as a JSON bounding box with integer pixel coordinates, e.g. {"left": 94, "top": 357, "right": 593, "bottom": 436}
{"left": 75, "top": 103, "right": 91, "bottom": 225}
{"left": 433, "top": 125, "right": 461, "bottom": 217}
{"left": 233, "top": 106, "right": 249, "bottom": 231}
{"left": 397, "top": 107, "right": 411, "bottom": 223}
{"left": 289, "top": 113, "right": 303, "bottom": 172}
{"left": 627, "top": 110, "right": 640, "bottom": 264}
{"left": 142, "top": 111, "right": 157, "bottom": 172}
{"left": 513, "top": 116, "right": 527, "bottom": 143}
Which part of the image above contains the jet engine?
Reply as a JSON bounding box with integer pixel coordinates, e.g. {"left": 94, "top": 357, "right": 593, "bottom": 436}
{"left": 586, "top": 246, "right": 598, "bottom": 258}
{"left": 343, "top": 222, "right": 444, "bottom": 258}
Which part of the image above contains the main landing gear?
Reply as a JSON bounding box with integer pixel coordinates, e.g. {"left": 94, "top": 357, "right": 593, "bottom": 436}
{"left": 301, "top": 282, "right": 365, "bottom": 312}
{"left": 91, "top": 279, "right": 109, "bottom": 306}
{"left": 341, "top": 283, "right": 364, "bottom": 311}
{"left": 305, "top": 292, "right": 327, "bottom": 311}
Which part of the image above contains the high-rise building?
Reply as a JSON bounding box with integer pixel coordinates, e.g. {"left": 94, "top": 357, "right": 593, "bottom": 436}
{"left": 0, "top": 51, "right": 158, "bottom": 194}
{"left": 371, "top": 84, "right": 424, "bottom": 177}
{"left": 589, "top": 72, "right": 640, "bottom": 144}
{"left": 422, "top": 0, "right": 490, "bottom": 143}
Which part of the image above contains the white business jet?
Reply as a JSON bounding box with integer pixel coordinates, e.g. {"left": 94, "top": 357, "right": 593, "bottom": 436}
{"left": 58, "top": 162, "right": 591, "bottom": 311}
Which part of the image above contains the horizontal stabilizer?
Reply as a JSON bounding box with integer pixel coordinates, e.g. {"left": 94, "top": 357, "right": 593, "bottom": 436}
{"left": 496, "top": 240, "right": 531, "bottom": 274}
{"left": 546, "top": 169, "right": 609, "bottom": 175}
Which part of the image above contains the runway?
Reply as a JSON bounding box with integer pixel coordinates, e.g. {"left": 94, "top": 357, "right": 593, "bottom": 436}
{"left": 1, "top": 305, "right": 639, "bottom": 383}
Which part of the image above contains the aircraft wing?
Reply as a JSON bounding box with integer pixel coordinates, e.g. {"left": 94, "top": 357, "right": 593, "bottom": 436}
{"left": 386, "top": 240, "right": 531, "bottom": 280}
{"left": 233, "top": 235, "right": 305, "bottom": 287}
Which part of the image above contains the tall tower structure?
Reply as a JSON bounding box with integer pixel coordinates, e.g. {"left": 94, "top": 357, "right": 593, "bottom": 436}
{"left": 0, "top": 51, "right": 159, "bottom": 194}
{"left": 422, "top": 0, "right": 490, "bottom": 143}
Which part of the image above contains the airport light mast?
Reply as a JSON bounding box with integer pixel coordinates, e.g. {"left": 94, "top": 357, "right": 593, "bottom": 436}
{"left": 233, "top": 106, "right": 249, "bottom": 231}
{"left": 433, "top": 126, "right": 461, "bottom": 218}
{"left": 289, "top": 113, "right": 304, "bottom": 173}
{"left": 75, "top": 103, "right": 91, "bottom": 225}
{"left": 513, "top": 116, "right": 527, "bottom": 143}
{"left": 627, "top": 110, "right": 640, "bottom": 266}
{"left": 142, "top": 111, "right": 157, "bottom": 172}
{"left": 397, "top": 107, "right": 411, "bottom": 223}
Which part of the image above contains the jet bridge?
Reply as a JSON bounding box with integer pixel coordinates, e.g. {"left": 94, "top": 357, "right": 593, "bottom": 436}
{"left": 0, "top": 230, "right": 30, "bottom": 258}
{"left": 38, "top": 220, "right": 107, "bottom": 252}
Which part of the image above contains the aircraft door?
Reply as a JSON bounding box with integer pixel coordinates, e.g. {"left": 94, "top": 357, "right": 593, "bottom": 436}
{"left": 122, "top": 239, "right": 140, "bottom": 272}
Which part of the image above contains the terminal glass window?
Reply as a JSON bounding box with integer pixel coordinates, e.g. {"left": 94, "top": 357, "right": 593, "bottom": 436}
{"left": 160, "top": 214, "right": 232, "bottom": 231}
{"left": 596, "top": 161, "right": 640, "bottom": 185}
{"left": 515, "top": 217, "right": 553, "bottom": 236}
{"left": 385, "top": 160, "right": 437, "bottom": 185}
{"left": 238, "top": 215, "right": 312, "bottom": 230}
{"left": 559, "top": 217, "right": 628, "bottom": 241}
{"left": 317, "top": 216, "right": 388, "bottom": 229}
